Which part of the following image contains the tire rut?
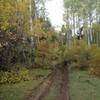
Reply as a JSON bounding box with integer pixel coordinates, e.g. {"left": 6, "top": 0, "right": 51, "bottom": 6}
{"left": 28, "top": 64, "right": 69, "bottom": 100}
{"left": 28, "top": 68, "right": 57, "bottom": 100}
{"left": 59, "top": 67, "right": 69, "bottom": 100}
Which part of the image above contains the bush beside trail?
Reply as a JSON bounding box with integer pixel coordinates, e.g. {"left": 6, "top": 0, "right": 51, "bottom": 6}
{"left": 0, "top": 67, "right": 32, "bottom": 84}
{"left": 64, "top": 40, "right": 100, "bottom": 77}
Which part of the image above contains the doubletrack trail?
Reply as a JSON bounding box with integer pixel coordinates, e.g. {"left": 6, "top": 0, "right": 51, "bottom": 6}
{"left": 28, "top": 63, "right": 69, "bottom": 100}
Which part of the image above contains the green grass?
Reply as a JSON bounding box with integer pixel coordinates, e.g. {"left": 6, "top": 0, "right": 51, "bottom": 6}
{"left": 69, "top": 70, "right": 100, "bottom": 100}
{"left": 1, "top": 68, "right": 99, "bottom": 100}
{"left": 0, "top": 68, "right": 51, "bottom": 100}
{"left": 30, "top": 68, "right": 51, "bottom": 78}
{"left": 44, "top": 77, "right": 60, "bottom": 100}
{"left": 0, "top": 80, "right": 41, "bottom": 100}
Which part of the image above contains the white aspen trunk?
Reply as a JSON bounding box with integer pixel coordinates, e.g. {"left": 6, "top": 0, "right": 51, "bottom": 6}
{"left": 29, "top": 0, "right": 33, "bottom": 34}
{"left": 89, "top": 12, "right": 93, "bottom": 45}
{"left": 72, "top": 13, "right": 75, "bottom": 36}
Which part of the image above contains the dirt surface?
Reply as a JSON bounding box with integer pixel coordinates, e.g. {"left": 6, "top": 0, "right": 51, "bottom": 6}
{"left": 28, "top": 64, "right": 69, "bottom": 100}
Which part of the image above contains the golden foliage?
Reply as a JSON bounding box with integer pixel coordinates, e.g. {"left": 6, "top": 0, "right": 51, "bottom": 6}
{"left": 0, "top": 68, "right": 31, "bottom": 84}
{"left": 35, "top": 41, "right": 62, "bottom": 67}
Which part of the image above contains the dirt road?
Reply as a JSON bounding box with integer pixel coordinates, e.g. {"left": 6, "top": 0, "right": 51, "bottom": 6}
{"left": 28, "top": 64, "right": 69, "bottom": 100}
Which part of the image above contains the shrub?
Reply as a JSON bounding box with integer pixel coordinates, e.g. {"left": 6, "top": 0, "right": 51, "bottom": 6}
{"left": 0, "top": 42, "right": 35, "bottom": 70}
{"left": 0, "top": 68, "right": 32, "bottom": 84}
{"left": 67, "top": 43, "right": 100, "bottom": 77}
{"left": 65, "top": 40, "right": 90, "bottom": 70}
{"left": 35, "top": 41, "right": 63, "bottom": 68}
{"left": 88, "top": 45, "right": 100, "bottom": 77}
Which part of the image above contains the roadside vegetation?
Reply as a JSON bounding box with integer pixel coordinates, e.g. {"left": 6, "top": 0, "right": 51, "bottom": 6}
{"left": 69, "top": 70, "right": 100, "bottom": 100}
{"left": 0, "top": 68, "right": 51, "bottom": 100}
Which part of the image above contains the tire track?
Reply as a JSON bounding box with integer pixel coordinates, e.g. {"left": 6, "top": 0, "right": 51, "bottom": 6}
{"left": 28, "top": 63, "right": 69, "bottom": 100}
{"left": 28, "top": 68, "right": 57, "bottom": 100}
